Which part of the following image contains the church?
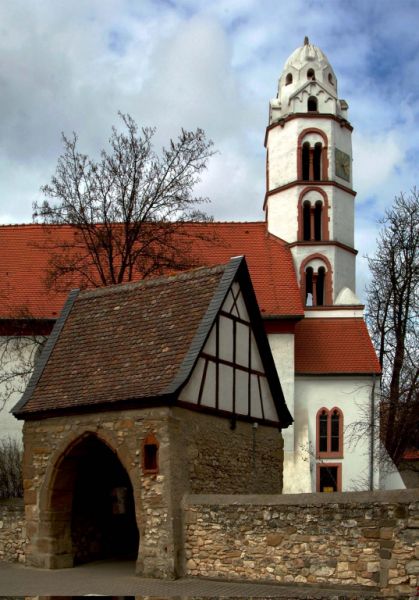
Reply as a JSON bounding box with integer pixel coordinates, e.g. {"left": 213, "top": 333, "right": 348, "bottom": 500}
{"left": 1, "top": 39, "right": 400, "bottom": 494}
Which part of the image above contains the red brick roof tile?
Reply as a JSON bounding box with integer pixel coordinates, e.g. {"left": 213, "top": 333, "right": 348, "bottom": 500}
{"left": 0, "top": 223, "right": 303, "bottom": 320}
{"left": 17, "top": 264, "right": 227, "bottom": 415}
{"left": 295, "top": 318, "right": 381, "bottom": 374}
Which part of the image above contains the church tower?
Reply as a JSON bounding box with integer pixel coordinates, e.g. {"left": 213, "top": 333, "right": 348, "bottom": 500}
{"left": 265, "top": 37, "right": 358, "bottom": 308}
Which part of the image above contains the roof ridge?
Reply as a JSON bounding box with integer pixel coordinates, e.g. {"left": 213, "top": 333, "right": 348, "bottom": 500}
{"left": 78, "top": 260, "right": 237, "bottom": 300}
{"left": 0, "top": 221, "right": 266, "bottom": 229}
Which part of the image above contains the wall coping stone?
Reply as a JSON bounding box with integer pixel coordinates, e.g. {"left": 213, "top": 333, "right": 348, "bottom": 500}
{"left": 184, "top": 488, "right": 419, "bottom": 506}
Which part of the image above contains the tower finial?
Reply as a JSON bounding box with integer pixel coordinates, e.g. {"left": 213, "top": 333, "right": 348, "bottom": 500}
{"left": 304, "top": 36, "right": 309, "bottom": 46}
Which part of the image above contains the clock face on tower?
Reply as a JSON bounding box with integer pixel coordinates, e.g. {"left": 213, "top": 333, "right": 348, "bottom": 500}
{"left": 335, "top": 148, "right": 350, "bottom": 182}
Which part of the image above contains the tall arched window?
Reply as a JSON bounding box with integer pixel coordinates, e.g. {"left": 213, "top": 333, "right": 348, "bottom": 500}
{"left": 316, "top": 267, "right": 325, "bottom": 306}
{"left": 307, "top": 68, "right": 315, "bottom": 80}
{"left": 303, "top": 201, "right": 311, "bottom": 241}
{"left": 308, "top": 96, "right": 317, "bottom": 112}
{"left": 314, "top": 201, "right": 322, "bottom": 240}
{"left": 316, "top": 407, "right": 343, "bottom": 458}
{"left": 305, "top": 267, "right": 313, "bottom": 306}
{"left": 286, "top": 73, "right": 293, "bottom": 85}
{"left": 302, "top": 142, "right": 310, "bottom": 180}
{"left": 313, "top": 143, "right": 322, "bottom": 180}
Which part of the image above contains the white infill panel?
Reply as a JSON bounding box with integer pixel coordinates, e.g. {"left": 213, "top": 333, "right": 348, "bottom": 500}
{"left": 201, "top": 361, "right": 216, "bottom": 408}
{"left": 236, "top": 321, "right": 249, "bottom": 367}
{"left": 236, "top": 369, "right": 249, "bottom": 415}
{"left": 250, "top": 331, "right": 264, "bottom": 371}
{"left": 250, "top": 374, "right": 263, "bottom": 418}
{"left": 204, "top": 324, "right": 217, "bottom": 355}
{"left": 219, "top": 315, "right": 234, "bottom": 362}
{"left": 234, "top": 292, "right": 249, "bottom": 322}
{"left": 259, "top": 376, "right": 278, "bottom": 421}
{"left": 178, "top": 357, "right": 205, "bottom": 404}
{"left": 222, "top": 290, "right": 235, "bottom": 313}
{"left": 219, "top": 364, "right": 233, "bottom": 412}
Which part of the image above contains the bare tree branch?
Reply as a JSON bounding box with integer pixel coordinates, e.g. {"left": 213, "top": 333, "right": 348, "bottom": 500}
{"left": 365, "top": 188, "right": 419, "bottom": 467}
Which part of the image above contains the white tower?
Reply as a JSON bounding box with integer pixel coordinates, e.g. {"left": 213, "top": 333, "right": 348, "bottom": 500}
{"left": 265, "top": 37, "right": 358, "bottom": 308}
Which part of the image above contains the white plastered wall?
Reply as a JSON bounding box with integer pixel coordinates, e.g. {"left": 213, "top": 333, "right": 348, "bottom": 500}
{"left": 295, "top": 375, "right": 380, "bottom": 492}
{"left": 290, "top": 244, "right": 356, "bottom": 302}
{"left": 0, "top": 336, "right": 37, "bottom": 441}
{"left": 268, "top": 332, "right": 311, "bottom": 493}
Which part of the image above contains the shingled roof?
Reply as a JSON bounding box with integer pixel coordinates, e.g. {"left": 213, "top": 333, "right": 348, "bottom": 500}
{"left": 13, "top": 256, "right": 292, "bottom": 426}
{"left": 294, "top": 318, "right": 381, "bottom": 375}
{"left": 0, "top": 222, "right": 304, "bottom": 320}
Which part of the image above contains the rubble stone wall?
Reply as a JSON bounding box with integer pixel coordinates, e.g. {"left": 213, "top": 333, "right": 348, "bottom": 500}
{"left": 183, "top": 489, "right": 419, "bottom": 598}
{"left": 174, "top": 408, "right": 283, "bottom": 494}
{"left": 20, "top": 406, "right": 283, "bottom": 578}
{"left": 0, "top": 498, "right": 26, "bottom": 563}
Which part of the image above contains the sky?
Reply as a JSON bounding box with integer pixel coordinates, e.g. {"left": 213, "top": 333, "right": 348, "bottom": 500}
{"left": 0, "top": 0, "right": 418, "bottom": 296}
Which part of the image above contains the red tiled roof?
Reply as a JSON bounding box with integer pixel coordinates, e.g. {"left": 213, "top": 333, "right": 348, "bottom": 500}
{"left": 295, "top": 318, "right": 381, "bottom": 374}
{"left": 0, "top": 223, "right": 303, "bottom": 319}
{"left": 16, "top": 264, "right": 227, "bottom": 415}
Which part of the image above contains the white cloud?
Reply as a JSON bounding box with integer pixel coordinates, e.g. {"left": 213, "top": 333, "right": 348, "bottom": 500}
{"left": 0, "top": 0, "right": 418, "bottom": 247}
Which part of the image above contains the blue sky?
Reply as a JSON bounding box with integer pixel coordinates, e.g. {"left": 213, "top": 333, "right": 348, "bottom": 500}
{"left": 0, "top": 0, "right": 418, "bottom": 295}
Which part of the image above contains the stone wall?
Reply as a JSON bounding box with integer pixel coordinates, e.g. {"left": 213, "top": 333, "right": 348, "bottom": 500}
{"left": 174, "top": 408, "right": 283, "bottom": 494}
{"left": 0, "top": 498, "right": 26, "bottom": 563}
{"left": 183, "top": 489, "right": 419, "bottom": 598}
{"left": 21, "top": 405, "right": 283, "bottom": 577}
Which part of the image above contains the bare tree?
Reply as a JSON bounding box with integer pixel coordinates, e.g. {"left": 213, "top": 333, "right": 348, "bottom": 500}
{"left": 0, "top": 436, "right": 23, "bottom": 498}
{"left": 33, "top": 113, "right": 215, "bottom": 289}
{"left": 366, "top": 189, "right": 419, "bottom": 468}
{"left": 1, "top": 115, "right": 216, "bottom": 415}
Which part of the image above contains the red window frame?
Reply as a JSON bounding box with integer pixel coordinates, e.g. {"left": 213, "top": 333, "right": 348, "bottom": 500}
{"left": 316, "top": 463, "right": 342, "bottom": 492}
{"left": 316, "top": 407, "right": 343, "bottom": 458}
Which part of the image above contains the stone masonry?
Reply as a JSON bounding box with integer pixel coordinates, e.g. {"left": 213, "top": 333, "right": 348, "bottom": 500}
{"left": 21, "top": 405, "right": 283, "bottom": 578}
{"left": 183, "top": 489, "right": 419, "bottom": 598}
{"left": 0, "top": 499, "right": 26, "bottom": 563}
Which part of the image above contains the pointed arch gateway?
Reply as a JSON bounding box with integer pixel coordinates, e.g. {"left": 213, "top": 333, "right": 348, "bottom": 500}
{"left": 36, "top": 431, "right": 140, "bottom": 569}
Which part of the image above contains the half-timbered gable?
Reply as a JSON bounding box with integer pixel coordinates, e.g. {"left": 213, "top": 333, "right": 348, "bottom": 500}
{"left": 179, "top": 275, "right": 282, "bottom": 424}
{"left": 13, "top": 255, "right": 291, "bottom": 430}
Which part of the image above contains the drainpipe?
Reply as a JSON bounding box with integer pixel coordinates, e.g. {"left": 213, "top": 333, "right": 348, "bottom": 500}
{"left": 369, "top": 373, "right": 377, "bottom": 490}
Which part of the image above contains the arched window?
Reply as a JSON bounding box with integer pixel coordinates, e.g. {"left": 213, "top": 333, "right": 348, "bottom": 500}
{"left": 303, "top": 201, "right": 311, "bottom": 241}
{"left": 286, "top": 73, "right": 293, "bottom": 85}
{"left": 305, "top": 267, "right": 313, "bottom": 306}
{"left": 314, "top": 201, "right": 322, "bottom": 241}
{"left": 318, "top": 410, "right": 328, "bottom": 453}
{"left": 307, "top": 96, "right": 317, "bottom": 112}
{"left": 313, "top": 143, "right": 322, "bottom": 180}
{"left": 316, "top": 408, "right": 343, "bottom": 457}
{"left": 316, "top": 267, "right": 325, "bottom": 306}
{"left": 328, "top": 73, "right": 334, "bottom": 86}
{"left": 302, "top": 142, "right": 310, "bottom": 180}
{"left": 307, "top": 68, "right": 315, "bottom": 80}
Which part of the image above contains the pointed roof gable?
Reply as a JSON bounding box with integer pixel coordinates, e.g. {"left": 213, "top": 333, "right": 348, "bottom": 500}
{"left": 13, "top": 257, "right": 292, "bottom": 427}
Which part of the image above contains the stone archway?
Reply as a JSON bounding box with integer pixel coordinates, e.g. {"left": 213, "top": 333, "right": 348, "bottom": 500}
{"left": 34, "top": 432, "right": 139, "bottom": 569}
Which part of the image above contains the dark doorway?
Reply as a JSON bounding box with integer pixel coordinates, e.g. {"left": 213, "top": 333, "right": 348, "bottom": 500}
{"left": 70, "top": 436, "right": 139, "bottom": 565}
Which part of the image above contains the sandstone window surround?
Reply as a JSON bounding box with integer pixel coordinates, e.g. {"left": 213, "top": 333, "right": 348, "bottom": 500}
{"left": 142, "top": 432, "right": 159, "bottom": 474}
